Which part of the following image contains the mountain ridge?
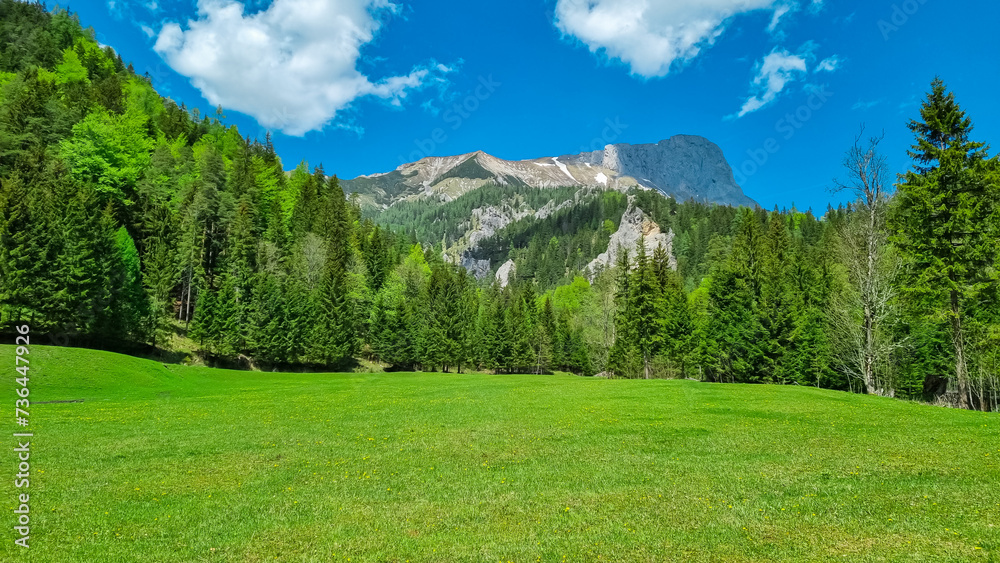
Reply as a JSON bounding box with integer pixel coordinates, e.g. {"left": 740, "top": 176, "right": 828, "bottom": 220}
{"left": 343, "top": 135, "right": 757, "bottom": 210}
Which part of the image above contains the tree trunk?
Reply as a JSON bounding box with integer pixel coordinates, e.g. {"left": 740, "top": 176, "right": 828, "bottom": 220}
{"left": 863, "top": 304, "right": 877, "bottom": 394}
{"left": 950, "top": 289, "right": 970, "bottom": 409}
{"left": 863, "top": 204, "right": 879, "bottom": 396}
{"left": 184, "top": 278, "right": 192, "bottom": 325}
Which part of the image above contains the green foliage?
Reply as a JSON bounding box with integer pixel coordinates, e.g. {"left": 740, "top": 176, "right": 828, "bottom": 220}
{"left": 54, "top": 47, "right": 88, "bottom": 85}
{"left": 59, "top": 103, "right": 153, "bottom": 205}
{"left": 891, "top": 78, "right": 1000, "bottom": 406}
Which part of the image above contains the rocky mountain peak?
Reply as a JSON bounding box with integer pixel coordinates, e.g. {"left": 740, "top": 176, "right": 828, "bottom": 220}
{"left": 345, "top": 134, "right": 757, "bottom": 211}
{"left": 566, "top": 135, "right": 755, "bottom": 207}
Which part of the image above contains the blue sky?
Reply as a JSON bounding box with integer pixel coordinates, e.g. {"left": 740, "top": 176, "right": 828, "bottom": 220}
{"left": 68, "top": 0, "right": 1000, "bottom": 212}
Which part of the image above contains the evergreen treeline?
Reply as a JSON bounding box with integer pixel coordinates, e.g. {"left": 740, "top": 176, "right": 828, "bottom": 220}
{"left": 1, "top": 3, "right": 998, "bottom": 409}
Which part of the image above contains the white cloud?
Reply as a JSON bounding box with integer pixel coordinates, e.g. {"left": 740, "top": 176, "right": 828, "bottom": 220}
{"left": 815, "top": 55, "right": 841, "bottom": 72}
{"left": 735, "top": 48, "right": 808, "bottom": 118}
{"left": 154, "top": 0, "right": 451, "bottom": 136}
{"left": 767, "top": 2, "right": 798, "bottom": 35}
{"left": 554, "top": 0, "right": 799, "bottom": 78}
{"left": 732, "top": 44, "right": 841, "bottom": 118}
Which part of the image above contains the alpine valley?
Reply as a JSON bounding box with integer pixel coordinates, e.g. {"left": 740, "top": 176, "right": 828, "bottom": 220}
{"left": 4, "top": 3, "right": 1000, "bottom": 560}
{"left": 4, "top": 0, "right": 998, "bottom": 405}
{"left": 344, "top": 135, "right": 757, "bottom": 284}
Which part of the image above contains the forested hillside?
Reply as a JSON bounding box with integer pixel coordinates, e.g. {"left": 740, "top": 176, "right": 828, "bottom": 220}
{"left": 1, "top": 2, "right": 998, "bottom": 408}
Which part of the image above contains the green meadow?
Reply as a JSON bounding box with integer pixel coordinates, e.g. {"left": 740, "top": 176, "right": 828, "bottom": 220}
{"left": 2, "top": 345, "right": 998, "bottom": 562}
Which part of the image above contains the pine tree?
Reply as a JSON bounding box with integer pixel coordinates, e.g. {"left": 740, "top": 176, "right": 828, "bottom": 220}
{"left": 506, "top": 281, "right": 536, "bottom": 373}
{"left": 188, "top": 285, "right": 218, "bottom": 350}
{"left": 607, "top": 247, "right": 640, "bottom": 378}
{"left": 630, "top": 237, "right": 662, "bottom": 379}
{"left": 701, "top": 209, "right": 768, "bottom": 383}
{"left": 478, "top": 283, "right": 505, "bottom": 373}
{"left": 891, "top": 78, "right": 999, "bottom": 408}
{"left": 49, "top": 184, "right": 106, "bottom": 342}
{"left": 249, "top": 271, "right": 286, "bottom": 364}
{"left": 107, "top": 225, "right": 150, "bottom": 343}
{"left": 760, "top": 212, "right": 794, "bottom": 382}
{"left": 88, "top": 205, "right": 123, "bottom": 345}
{"left": 224, "top": 195, "right": 257, "bottom": 354}
{"left": 655, "top": 243, "right": 692, "bottom": 378}
{"left": 0, "top": 173, "right": 54, "bottom": 327}
{"left": 456, "top": 273, "right": 480, "bottom": 373}
{"left": 538, "top": 296, "right": 557, "bottom": 373}
{"left": 139, "top": 200, "right": 178, "bottom": 347}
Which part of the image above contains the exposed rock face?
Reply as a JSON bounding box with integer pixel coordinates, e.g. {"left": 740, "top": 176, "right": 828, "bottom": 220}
{"left": 568, "top": 135, "right": 756, "bottom": 207}
{"left": 586, "top": 199, "right": 676, "bottom": 278}
{"left": 460, "top": 254, "right": 491, "bottom": 279}
{"left": 533, "top": 199, "right": 575, "bottom": 220}
{"left": 466, "top": 204, "right": 533, "bottom": 249}
{"left": 343, "top": 135, "right": 756, "bottom": 209}
{"left": 496, "top": 259, "right": 516, "bottom": 288}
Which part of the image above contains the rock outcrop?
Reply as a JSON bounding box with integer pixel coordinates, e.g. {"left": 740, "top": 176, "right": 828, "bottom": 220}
{"left": 460, "top": 254, "right": 491, "bottom": 279}
{"left": 466, "top": 204, "right": 532, "bottom": 249}
{"left": 586, "top": 199, "right": 676, "bottom": 278}
{"left": 496, "top": 259, "right": 516, "bottom": 288}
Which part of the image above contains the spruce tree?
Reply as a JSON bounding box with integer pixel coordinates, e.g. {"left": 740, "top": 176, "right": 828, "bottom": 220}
{"left": 0, "top": 173, "right": 53, "bottom": 327}
{"left": 630, "top": 237, "right": 662, "bottom": 379}
{"left": 538, "top": 296, "right": 557, "bottom": 373}
{"left": 891, "top": 78, "right": 999, "bottom": 408}
{"left": 224, "top": 195, "right": 257, "bottom": 354}
{"left": 760, "top": 212, "right": 794, "bottom": 382}
{"left": 607, "top": 247, "right": 640, "bottom": 378}
{"left": 656, "top": 244, "right": 692, "bottom": 378}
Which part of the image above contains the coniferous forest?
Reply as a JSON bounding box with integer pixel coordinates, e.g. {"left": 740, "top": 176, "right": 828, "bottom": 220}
{"left": 2, "top": 2, "right": 999, "bottom": 410}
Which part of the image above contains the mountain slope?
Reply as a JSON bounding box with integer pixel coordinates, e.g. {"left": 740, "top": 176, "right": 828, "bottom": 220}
{"left": 343, "top": 135, "right": 757, "bottom": 210}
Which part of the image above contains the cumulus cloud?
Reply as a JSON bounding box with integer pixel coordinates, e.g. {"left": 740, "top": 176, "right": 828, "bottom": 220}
{"left": 154, "top": 0, "right": 451, "bottom": 136}
{"left": 554, "top": 0, "right": 799, "bottom": 78}
{"left": 734, "top": 49, "right": 807, "bottom": 118}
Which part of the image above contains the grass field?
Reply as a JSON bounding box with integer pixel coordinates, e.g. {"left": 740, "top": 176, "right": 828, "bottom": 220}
{"left": 2, "top": 345, "right": 998, "bottom": 562}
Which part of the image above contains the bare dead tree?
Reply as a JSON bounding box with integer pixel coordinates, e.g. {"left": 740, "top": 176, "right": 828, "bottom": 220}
{"left": 967, "top": 320, "right": 1000, "bottom": 412}
{"left": 831, "top": 126, "right": 902, "bottom": 396}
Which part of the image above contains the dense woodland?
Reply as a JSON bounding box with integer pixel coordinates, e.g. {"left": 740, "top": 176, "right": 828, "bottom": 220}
{"left": 1, "top": 2, "right": 998, "bottom": 409}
